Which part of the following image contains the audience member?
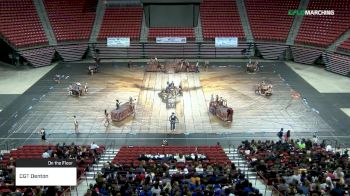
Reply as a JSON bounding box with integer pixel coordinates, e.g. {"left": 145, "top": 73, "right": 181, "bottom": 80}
{"left": 90, "top": 142, "right": 99, "bottom": 150}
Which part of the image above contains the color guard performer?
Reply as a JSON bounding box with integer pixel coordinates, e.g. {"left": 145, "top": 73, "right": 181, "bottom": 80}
{"left": 169, "top": 112, "right": 179, "bottom": 132}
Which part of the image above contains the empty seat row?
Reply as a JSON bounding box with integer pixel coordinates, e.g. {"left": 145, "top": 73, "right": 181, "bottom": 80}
{"left": 338, "top": 37, "right": 350, "bottom": 53}
{"left": 44, "top": 0, "right": 96, "bottom": 42}
{"left": 0, "top": 0, "right": 48, "bottom": 48}
{"left": 148, "top": 28, "right": 195, "bottom": 40}
{"left": 245, "top": 0, "right": 299, "bottom": 42}
{"left": 200, "top": 0, "right": 245, "bottom": 40}
{"left": 295, "top": 0, "right": 350, "bottom": 48}
{"left": 98, "top": 7, "right": 142, "bottom": 40}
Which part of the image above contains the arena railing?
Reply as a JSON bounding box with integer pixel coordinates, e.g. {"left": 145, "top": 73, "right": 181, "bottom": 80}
{"left": 254, "top": 171, "right": 285, "bottom": 196}
{"left": 0, "top": 141, "right": 16, "bottom": 151}
{"left": 10, "top": 38, "right": 350, "bottom": 57}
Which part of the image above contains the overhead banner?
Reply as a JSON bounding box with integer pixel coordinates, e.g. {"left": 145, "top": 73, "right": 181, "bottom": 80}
{"left": 156, "top": 37, "right": 187, "bottom": 44}
{"left": 107, "top": 37, "right": 130, "bottom": 47}
{"left": 215, "top": 37, "right": 238, "bottom": 48}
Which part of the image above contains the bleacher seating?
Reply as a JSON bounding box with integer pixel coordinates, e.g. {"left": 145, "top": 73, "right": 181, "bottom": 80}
{"left": 44, "top": 0, "right": 96, "bottom": 42}
{"left": 113, "top": 145, "right": 230, "bottom": 166}
{"left": 87, "top": 145, "right": 262, "bottom": 195}
{"left": 148, "top": 28, "right": 195, "bottom": 40}
{"left": 323, "top": 52, "right": 350, "bottom": 76}
{"left": 0, "top": 0, "right": 48, "bottom": 48}
{"left": 296, "top": 0, "right": 350, "bottom": 48}
{"left": 338, "top": 37, "right": 350, "bottom": 53}
{"left": 98, "top": 7, "right": 143, "bottom": 40}
{"left": 200, "top": 0, "right": 245, "bottom": 40}
{"left": 239, "top": 139, "right": 350, "bottom": 195}
{"left": 245, "top": 0, "right": 300, "bottom": 42}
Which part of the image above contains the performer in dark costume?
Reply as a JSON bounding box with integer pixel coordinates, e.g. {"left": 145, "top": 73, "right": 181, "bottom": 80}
{"left": 169, "top": 112, "right": 179, "bottom": 132}
{"left": 116, "top": 100, "right": 120, "bottom": 110}
{"left": 128, "top": 60, "right": 132, "bottom": 70}
{"left": 39, "top": 128, "right": 46, "bottom": 144}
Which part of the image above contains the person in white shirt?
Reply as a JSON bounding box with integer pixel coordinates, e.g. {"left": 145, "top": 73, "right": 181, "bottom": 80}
{"left": 151, "top": 183, "right": 161, "bottom": 196}
{"left": 175, "top": 154, "right": 186, "bottom": 163}
{"left": 326, "top": 144, "right": 332, "bottom": 152}
{"left": 183, "top": 168, "right": 189, "bottom": 175}
{"left": 90, "top": 142, "right": 99, "bottom": 150}
{"left": 195, "top": 60, "right": 200, "bottom": 73}
{"left": 84, "top": 82, "right": 88, "bottom": 93}
{"left": 195, "top": 164, "right": 204, "bottom": 174}
{"left": 42, "top": 151, "right": 50, "bottom": 158}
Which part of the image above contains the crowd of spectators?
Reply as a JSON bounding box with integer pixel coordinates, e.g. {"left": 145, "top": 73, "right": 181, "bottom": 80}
{"left": 239, "top": 138, "right": 349, "bottom": 196}
{"left": 85, "top": 151, "right": 262, "bottom": 196}
{"left": 0, "top": 142, "right": 104, "bottom": 195}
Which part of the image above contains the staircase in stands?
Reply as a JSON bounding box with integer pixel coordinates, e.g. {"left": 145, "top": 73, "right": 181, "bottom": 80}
{"left": 327, "top": 29, "right": 350, "bottom": 52}
{"left": 286, "top": 0, "right": 310, "bottom": 45}
{"left": 32, "top": 0, "right": 57, "bottom": 45}
{"left": 194, "top": 13, "right": 204, "bottom": 42}
{"left": 84, "top": 148, "right": 119, "bottom": 180}
{"left": 224, "top": 148, "right": 273, "bottom": 196}
{"left": 140, "top": 13, "right": 149, "bottom": 43}
{"left": 71, "top": 148, "right": 119, "bottom": 195}
{"left": 235, "top": 0, "right": 254, "bottom": 43}
{"left": 89, "top": 0, "right": 106, "bottom": 43}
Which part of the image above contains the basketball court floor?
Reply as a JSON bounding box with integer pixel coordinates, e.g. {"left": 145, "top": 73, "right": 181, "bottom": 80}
{"left": 0, "top": 60, "right": 349, "bottom": 148}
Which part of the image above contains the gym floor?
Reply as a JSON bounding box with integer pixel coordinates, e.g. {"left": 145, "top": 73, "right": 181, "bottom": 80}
{"left": 0, "top": 60, "right": 349, "bottom": 149}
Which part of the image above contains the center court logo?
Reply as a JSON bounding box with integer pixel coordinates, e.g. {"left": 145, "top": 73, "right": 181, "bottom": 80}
{"left": 288, "top": 10, "right": 335, "bottom": 16}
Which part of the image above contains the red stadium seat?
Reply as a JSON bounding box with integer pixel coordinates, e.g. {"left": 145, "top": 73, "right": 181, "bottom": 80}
{"left": 295, "top": 0, "right": 350, "bottom": 48}
{"left": 245, "top": 0, "right": 299, "bottom": 42}
{"left": 98, "top": 7, "right": 142, "bottom": 41}
{"left": 0, "top": 0, "right": 48, "bottom": 48}
{"left": 43, "top": 0, "right": 96, "bottom": 42}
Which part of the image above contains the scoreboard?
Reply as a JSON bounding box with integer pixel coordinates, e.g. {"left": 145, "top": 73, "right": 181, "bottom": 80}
{"left": 141, "top": 0, "right": 201, "bottom": 28}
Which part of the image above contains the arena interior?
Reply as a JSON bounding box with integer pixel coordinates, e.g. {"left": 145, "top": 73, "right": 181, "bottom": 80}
{"left": 0, "top": 0, "right": 350, "bottom": 195}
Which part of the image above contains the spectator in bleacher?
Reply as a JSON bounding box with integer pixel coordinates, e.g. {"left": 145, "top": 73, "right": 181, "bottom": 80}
{"left": 243, "top": 182, "right": 256, "bottom": 195}
{"left": 333, "top": 167, "right": 344, "bottom": 179}
{"left": 163, "top": 181, "right": 172, "bottom": 194}
{"left": 191, "top": 180, "right": 204, "bottom": 192}
{"left": 206, "top": 164, "right": 214, "bottom": 175}
{"left": 195, "top": 164, "right": 204, "bottom": 174}
{"left": 277, "top": 128, "right": 283, "bottom": 140}
{"left": 326, "top": 144, "right": 333, "bottom": 152}
{"left": 150, "top": 183, "right": 161, "bottom": 196}
{"left": 330, "top": 182, "right": 344, "bottom": 196}
{"left": 277, "top": 178, "right": 289, "bottom": 192}
{"left": 47, "top": 147, "right": 53, "bottom": 156}
{"left": 190, "top": 173, "right": 201, "bottom": 185}
{"left": 310, "top": 182, "right": 322, "bottom": 196}
{"left": 42, "top": 150, "right": 50, "bottom": 158}
{"left": 297, "top": 139, "right": 306, "bottom": 149}
{"left": 294, "top": 189, "right": 304, "bottom": 196}
{"left": 90, "top": 142, "right": 99, "bottom": 150}
{"left": 284, "top": 130, "right": 291, "bottom": 142}
{"left": 174, "top": 153, "right": 185, "bottom": 163}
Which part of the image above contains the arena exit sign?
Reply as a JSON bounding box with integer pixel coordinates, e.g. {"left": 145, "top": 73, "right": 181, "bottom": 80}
{"left": 15, "top": 159, "right": 77, "bottom": 186}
